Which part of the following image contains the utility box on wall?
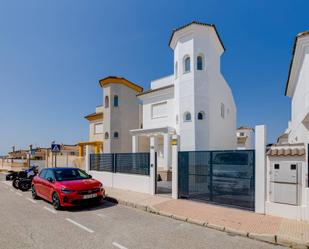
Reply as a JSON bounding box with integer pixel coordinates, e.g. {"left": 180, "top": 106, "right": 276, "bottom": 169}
{"left": 269, "top": 162, "right": 301, "bottom": 205}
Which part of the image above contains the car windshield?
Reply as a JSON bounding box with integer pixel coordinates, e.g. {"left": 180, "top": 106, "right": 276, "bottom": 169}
{"left": 53, "top": 169, "right": 90, "bottom": 181}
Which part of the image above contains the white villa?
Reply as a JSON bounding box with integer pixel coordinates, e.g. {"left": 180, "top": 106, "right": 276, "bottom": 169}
{"left": 130, "top": 21, "right": 237, "bottom": 177}
{"left": 80, "top": 76, "right": 144, "bottom": 155}
{"left": 285, "top": 30, "right": 309, "bottom": 144}
{"left": 265, "top": 30, "right": 309, "bottom": 220}
{"left": 236, "top": 126, "right": 254, "bottom": 150}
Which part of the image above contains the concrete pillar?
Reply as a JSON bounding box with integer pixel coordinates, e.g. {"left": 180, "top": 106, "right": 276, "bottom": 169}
{"left": 132, "top": 135, "right": 138, "bottom": 153}
{"left": 163, "top": 134, "right": 171, "bottom": 171}
{"left": 149, "top": 136, "right": 156, "bottom": 195}
{"left": 78, "top": 145, "right": 84, "bottom": 157}
{"left": 172, "top": 135, "right": 179, "bottom": 199}
{"left": 85, "top": 145, "right": 93, "bottom": 173}
{"left": 255, "top": 125, "right": 267, "bottom": 214}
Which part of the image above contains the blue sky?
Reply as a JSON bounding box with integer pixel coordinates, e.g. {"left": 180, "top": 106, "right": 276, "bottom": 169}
{"left": 0, "top": 0, "right": 307, "bottom": 154}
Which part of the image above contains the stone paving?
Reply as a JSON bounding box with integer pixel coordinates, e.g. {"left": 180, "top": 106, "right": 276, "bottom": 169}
{"left": 105, "top": 187, "right": 309, "bottom": 248}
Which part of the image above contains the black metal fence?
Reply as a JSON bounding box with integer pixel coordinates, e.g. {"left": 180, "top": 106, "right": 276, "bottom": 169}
{"left": 178, "top": 150, "right": 255, "bottom": 210}
{"left": 90, "top": 153, "right": 150, "bottom": 176}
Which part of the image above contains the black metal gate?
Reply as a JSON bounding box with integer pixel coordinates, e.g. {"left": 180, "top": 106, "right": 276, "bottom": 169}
{"left": 178, "top": 150, "right": 255, "bottom": 210}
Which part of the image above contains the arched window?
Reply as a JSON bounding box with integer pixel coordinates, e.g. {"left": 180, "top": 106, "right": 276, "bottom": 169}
{"left": 175, "top": 61, "right": 178, "bottom": 78}
{"left": 198, "top": 111, "right": 205, "bottom": 120}
{"left": 104, "top": 132, "right": 109, "bottom": 139}
{"left": 197, "top": 55, "right": 204, "bottom": 70}
{"left": 105, "top": 96, "right": 109, "bottom": 108}
{"left": 113, "top": 131, "right": 119, "bottom": 138}
{"left": 220, "top": 103, "right": 225, "bottom": 118}
{"left": 113, "top": 95, "right": 119, "bottom": 107}
{"left": 184, "top": 56, "right": 191, "bottom": 73}
{"left": 184, "top": 112, "right": 191, "bottom": 122}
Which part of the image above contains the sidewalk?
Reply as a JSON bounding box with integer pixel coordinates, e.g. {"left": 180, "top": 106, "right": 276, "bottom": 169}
{"left": 105, "top": 187, "right": 309, "bottom": 249}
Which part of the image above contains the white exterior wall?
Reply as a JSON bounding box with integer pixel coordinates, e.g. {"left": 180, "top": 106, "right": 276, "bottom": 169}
{"left": 140, "top": 88, "right": 175, "bottom": 130}
{"left": 173, "top": 25, "right": 236, "bottom": 151}
{"left": 103, "top": 84, "right": 140, "bottom": 153}
{"left": 265, "top": 156, "right": 309, "bottom": 220}
{"left": 89, "top": 171, "right": 151, "bottom": 194}
{"left": 287, "top": 36, "right": 309, "bottom": 144}
{"left": 237, "top": 129, "right": 255, "bottom": 150}
{"left": 151, "top": 75, "right": 174, "bottom": 89}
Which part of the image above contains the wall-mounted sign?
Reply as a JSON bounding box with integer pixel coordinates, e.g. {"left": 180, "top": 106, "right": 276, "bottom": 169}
{"left": 171, "top": 139, "right": 177, "bottom": 145}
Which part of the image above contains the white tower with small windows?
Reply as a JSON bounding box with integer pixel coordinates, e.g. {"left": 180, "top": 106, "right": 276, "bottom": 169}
{"left": 170, "top": 21, "right": 236, "bottom": 150}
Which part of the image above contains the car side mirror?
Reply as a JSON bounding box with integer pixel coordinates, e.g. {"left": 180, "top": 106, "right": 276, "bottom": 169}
{"left": 47, "top": 177, "right": 54, "bottom": 183}
{"left": 88, "top": 175, "right": 92, "bottom": 179}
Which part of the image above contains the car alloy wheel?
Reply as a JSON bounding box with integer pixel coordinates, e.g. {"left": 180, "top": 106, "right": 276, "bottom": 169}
{"left": 52, "top": 193, "right": 61, "bottom": 210}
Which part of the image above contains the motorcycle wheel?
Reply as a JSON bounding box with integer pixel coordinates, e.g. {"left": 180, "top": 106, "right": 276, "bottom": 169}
{"left": 19, "top": 181, "right": 31, "bottom": 192}
{"left": 12, "top": 179, "right": 20, "bottom": 189}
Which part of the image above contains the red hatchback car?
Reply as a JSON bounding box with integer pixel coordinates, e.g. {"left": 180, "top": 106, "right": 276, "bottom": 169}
{"left": 32, "top": 168, "right": 105, "bottom": 210}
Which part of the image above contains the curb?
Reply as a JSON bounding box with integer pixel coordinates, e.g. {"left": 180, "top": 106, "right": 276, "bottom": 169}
{"left": 104, "top": 195, "right": 309, "bottom": 248}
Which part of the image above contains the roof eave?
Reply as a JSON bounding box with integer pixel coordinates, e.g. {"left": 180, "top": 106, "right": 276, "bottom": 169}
{"left": 168, "top": 21, "right": 225, "bottom": 51}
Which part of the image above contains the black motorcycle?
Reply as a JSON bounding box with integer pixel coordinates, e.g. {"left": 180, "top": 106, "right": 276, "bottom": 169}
{"left": 12, "top": 166, "right": 39, "bottom": 191}
{"left": 5, "top": 171, "right": 19, "bottom": 181}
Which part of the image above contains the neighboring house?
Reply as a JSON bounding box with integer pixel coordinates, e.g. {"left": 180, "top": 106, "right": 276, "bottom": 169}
{"left": 285, "top": 30, "right": 309, "bottom": 144}
{"left": 236, "top": 126, "right": 254, "bottom": 150}
{"left": 82, "top": 76, "right": 143, "bottom": 154}
{"left": 265, "top": 30, "right": 309, "bottom": 221}
{"left": 276, "top": 133, "right": 289, "bottom": 145}
{"left": 131, "top": 21, "right": 237, "bottom": 179}
{"left": 2, "top": 145, "right": 80, "bottom": 170}
{"left": 84, "top": 105, "right": 104, "bottom": 142}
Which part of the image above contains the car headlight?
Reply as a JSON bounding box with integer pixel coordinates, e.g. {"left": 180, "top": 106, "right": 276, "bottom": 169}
{"left": 61, "top": 187, "right": 76, "bottom": 194}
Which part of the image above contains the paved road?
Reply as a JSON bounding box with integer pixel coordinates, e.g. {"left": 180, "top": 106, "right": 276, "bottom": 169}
{"left": 0, "top": 175, "right": 285, "bottom": 249}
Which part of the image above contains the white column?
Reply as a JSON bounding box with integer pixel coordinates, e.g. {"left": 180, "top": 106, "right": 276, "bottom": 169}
{"left": 172, "top": 135, "right": 179, "bottom": 199}
{"left": 255, "top": 125, "right": 267, "bottom": 214}
{"left": 149, "top": 136, "right": 156, "bottom": 195}
{"left": 85, "top": 145, "right": 92, "bottom": 173}
{"left": 163, "top": 134, "right": 171, "bottom": 171}
{"left": 132, "top": 135, "right": 138, "bottom": 153}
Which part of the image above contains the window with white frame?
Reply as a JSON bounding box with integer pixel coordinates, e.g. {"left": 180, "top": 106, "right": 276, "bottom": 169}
{"left": 151, "top": 102, "right": 167, "bottom": 119}
{"left": 175, "top": 61, "right": 178, "bottom": 78}
{"left": 184, "top": 111, "right": 192, "bottom": 122}
{"left": 113, "top": 95, "right": 119, "bottom": 107}
{"left": 94, "top": 123, "right": 103, "bottom": 134}
{"left": 197, "top": 54, "right": 204, "bottom": 70}
{"left": 113, "top": 131, "right": 119, "bottom": 139}
{"left": 197, "top": 111, "right": 205, "bottom": 120}
{"left": 183, "top": 56, "right": 191, "bottom": 73}
{"left": 105, "top": 96, "right": 109, "bottom": 108}
{"left": 104, "top": 132, "right": 109, "bottom": 139}
{"left": 220, "top": 103, "right": 225, "bottom": 118}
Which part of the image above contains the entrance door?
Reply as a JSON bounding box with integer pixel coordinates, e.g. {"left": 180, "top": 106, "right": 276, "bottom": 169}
{"left": 155, "top": 153, "right": 172, "bottom": 195}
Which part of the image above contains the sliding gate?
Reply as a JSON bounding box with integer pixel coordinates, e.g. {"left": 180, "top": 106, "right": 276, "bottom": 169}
{"left": 178, "top": 150, "right": 255, "bottom": 210}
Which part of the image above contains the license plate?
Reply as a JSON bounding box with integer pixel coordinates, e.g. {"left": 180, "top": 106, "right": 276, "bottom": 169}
{"left": 83, "top": 193, "right": 97, "bottom": 199}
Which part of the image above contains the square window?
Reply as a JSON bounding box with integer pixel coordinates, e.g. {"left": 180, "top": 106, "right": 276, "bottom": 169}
{"left": 274, "top": 164, "right": 280, "bottom": 169}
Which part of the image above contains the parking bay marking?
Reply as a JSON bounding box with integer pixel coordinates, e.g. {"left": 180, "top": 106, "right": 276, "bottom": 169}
{"left": 26, "top": 197, "right": 37, "bottom": 204}
{"left": 66, "top": 218, "right": 94, "bottom": 233}
{"left": 112, "top": 242, "right": 128, "bottom": 249}
{"left": 15, "top": 191, "right": 23, "bottom": 196}
{"left": 43, "top": 206, "right": 57, "bottom": 214}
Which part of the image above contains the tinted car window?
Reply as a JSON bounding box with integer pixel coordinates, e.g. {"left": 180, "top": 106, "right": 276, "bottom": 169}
{"left": 44, "top": 170, "right": 55, "bottom": 180}
{"left": 39, "top": 169, "right": 47, "bottom": 178}
{"left": 54, "top": 169, "right": 90, "bottom": 181}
